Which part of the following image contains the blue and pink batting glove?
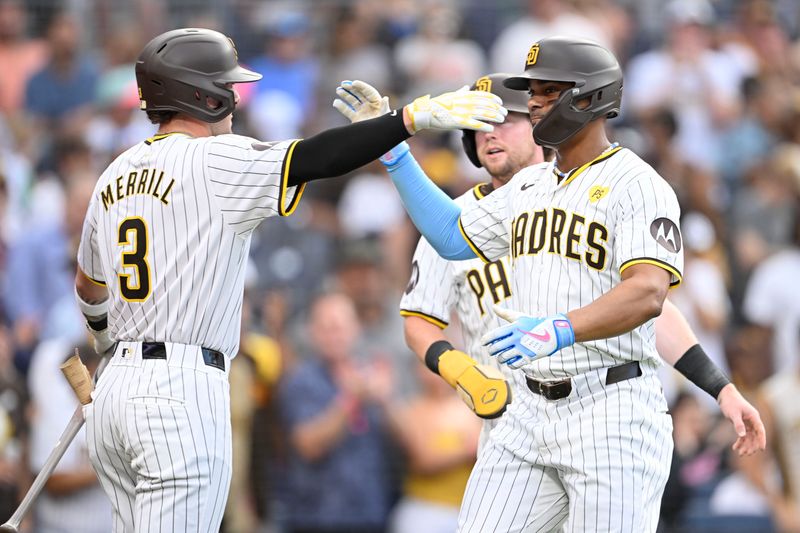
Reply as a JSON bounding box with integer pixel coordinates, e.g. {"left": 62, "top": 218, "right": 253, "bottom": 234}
{"left": 482, "top": 305, "right": 575, "bottom": 369}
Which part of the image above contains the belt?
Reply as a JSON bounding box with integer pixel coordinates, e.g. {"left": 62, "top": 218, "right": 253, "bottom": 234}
{"left": 526, "top": 361, "right": 641, "bottom": 401}
{"left": 140, "top": 342, "right": 226, "bottom": 372}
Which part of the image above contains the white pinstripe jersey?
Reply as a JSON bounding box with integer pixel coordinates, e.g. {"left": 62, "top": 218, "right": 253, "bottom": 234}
{"left": 400, "top": 183, "right": 528, "bottom": 445}
{"left": 459, "top": 147, "right": 684, "bottom": 379}
{"left": 77, "top": 132, "right": 304, "bottom": 359}
{"left": 400, "top": 184, "right": 519, "bottom": 369}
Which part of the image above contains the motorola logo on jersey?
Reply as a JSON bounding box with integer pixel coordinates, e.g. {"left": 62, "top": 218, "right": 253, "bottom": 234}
{"left": 405, "top": 260, "right": 419, "bottom": 295}
{"left": 650, "top": 218, "right": 682, "bottom": 253}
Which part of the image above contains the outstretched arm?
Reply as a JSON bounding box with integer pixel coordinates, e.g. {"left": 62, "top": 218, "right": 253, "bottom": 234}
{"left": 287, "top": 83, "right": 505, "bottom": 187}
{"left": 330, "top": 80, "right": 478, "bottom": 260}
{"left": 657, "top": 299, "right": 766, "bottom": 456}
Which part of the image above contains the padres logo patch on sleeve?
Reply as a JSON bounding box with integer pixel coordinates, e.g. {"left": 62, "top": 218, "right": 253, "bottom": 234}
{"left": 650, "top": 218, "right": 682, "bottom": 253}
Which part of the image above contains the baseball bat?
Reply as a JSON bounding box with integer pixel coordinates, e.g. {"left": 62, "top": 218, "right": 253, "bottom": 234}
{"left": 0, "top": 351, "right": 109, "bottom": 532}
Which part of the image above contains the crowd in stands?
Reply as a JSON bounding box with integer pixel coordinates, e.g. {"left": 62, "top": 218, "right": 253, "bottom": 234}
{"left": 0, "top": 0, "right": 799, "bottom": 531}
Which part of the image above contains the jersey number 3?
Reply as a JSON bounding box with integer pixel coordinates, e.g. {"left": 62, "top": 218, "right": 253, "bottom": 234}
{"left": 118, "top": 217, "right": 151, "bottom": 302}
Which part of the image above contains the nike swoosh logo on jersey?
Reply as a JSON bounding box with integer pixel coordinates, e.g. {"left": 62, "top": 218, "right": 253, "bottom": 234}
{"left": 519, "top": 328, "right": 550, "bottom": 342}
{"left": 521, "top": 182, "right": 535, "bottom": 191}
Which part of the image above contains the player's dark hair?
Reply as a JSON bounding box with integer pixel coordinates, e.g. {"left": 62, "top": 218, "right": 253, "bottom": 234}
{"left": 145, "top": 110, "right": 178, "bottom": 125}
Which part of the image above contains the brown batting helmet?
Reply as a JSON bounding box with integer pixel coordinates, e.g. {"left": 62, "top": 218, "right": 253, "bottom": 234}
{"left": 136, "top": 28, "right": 261, "bottom": 123}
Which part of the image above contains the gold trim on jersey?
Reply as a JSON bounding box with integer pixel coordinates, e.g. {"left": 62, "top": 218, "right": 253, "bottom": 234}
{"left": 472, "top": 182, "right": 493, "bottom": 201}
{"left": 458, "top": 217, "right": 491, "bottom": 263}
{"left": 279, "top": 140, "right": 307, "bottom": 216}
{"left": 144, "top": 132, "right": 191, "bottom": 145}
{"left": 619, "top": 257, "right": 683, "bottom": 287}
{"left": 86, "top": 275, "right": 107, "bottom": 287}
{"left": 399, "top": 309, "right": 448, "bottom": 329}
{"left": 555, "top": 146, "right": 623, "bottom": 187}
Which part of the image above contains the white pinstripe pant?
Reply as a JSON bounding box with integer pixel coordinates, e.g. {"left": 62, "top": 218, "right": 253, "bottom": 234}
{"left": 85, "top": 341, "right": 233, "bottom": 533}
{"left": 458, "top": 365, "right": 673, "bottom": 533}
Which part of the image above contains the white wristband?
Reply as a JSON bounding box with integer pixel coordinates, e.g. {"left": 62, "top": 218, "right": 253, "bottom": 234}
{"left": 75, "top": 286, "right": 108, "bottom": 320}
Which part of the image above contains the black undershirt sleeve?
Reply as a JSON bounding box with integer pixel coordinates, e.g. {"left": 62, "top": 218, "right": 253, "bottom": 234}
{"left": 286, "top": 111, "right": 411, "bottom": 187}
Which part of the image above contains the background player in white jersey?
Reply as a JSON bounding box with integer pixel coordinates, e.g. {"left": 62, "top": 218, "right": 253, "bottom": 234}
{"left": 72, "top": 28, "right": 505, "bottom": 533}
{"left": 336, "top": 37, "right": 764, "bottom": 532}
{"left": 389, "top": 72, "right": 765, "bottom": 456}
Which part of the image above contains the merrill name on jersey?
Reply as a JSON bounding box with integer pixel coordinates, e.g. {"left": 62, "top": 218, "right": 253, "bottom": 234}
{"left": 101, "top": 168, "right": 176, "bottom": 210}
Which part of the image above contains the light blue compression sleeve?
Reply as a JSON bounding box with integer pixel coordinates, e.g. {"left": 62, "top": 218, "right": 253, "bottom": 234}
{"left": 380, "top": 142, "right": 476, "bottom": 260}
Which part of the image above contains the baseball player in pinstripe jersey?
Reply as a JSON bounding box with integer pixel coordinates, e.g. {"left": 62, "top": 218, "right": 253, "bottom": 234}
{"left": 335, "top": 37, "right": 766, "bottom": 533}
{"left": 391, "top": 73, "right": 765, "bottom": 461}
{"left": 72, "top": 28, "right": 505, "bottom": 533}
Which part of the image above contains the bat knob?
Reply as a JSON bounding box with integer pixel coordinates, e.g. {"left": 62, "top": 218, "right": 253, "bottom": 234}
{"left": 0, "top": 523, "right": 19, "bottom": 532}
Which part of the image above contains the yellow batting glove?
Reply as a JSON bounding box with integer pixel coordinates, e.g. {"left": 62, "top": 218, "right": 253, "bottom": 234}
{"left": 405, "top": 87, "right": 507, "bottom": 134}
{"left": 426, "top": 341, "right": 511, "bottom": 419}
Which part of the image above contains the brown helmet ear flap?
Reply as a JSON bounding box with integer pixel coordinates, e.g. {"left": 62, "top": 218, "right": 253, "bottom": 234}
{"left": 462, "top": 130, "right": 482, "bottom": 168}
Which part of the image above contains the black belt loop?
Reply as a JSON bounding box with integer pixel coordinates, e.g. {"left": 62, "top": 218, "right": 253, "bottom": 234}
{"left": 605, "top": 360, "right": 641, "bottom": 385}
{"left": 139, "top": 342, "right": 226, "bottom": 372}
{"left": 526, "top": 361, "right": 641, "bottom": 401}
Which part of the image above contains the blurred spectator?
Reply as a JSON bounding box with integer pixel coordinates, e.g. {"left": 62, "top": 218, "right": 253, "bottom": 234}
{"left": 0, "top": 0, "right": 47, "bottom": 115}
{"left": 742, "top": 203, "right": 800, "bottom": 375}
{"left": 335, "top": 238, "right": 417, "bottom": 397}
{"left": 625, "top": 0, "right": 742, "bottom": 171}
{"left": 718, "top": 76, "right": 784, "bottom": 188}
{"left": 570, "top": 0, "right": 633, "bottom": 59}
{"left": 247, "top": 7, "right": 319, "bottom": 139}
{"left": 734, "top": 366, "right": 800, "bottom": 532}
{"left": 731, "top": 144, "right": 800, "bottom": 277}
{"left": 85, "top": 72, "right": 154, "bottom": 167}
{"left": 337, "top": 163, "right": 416, "bottom": 291}
{"left": 490, "top": 0, "right": 610, "bottom": 74}
{"left": 223, "top": 274, "right": 283, "bottom": 533}
{"left": 660, "top": 392, "right": 706, "bottom": 529}
{"left": 23, "top": 11, "right": 98, "bottom": 130}
{"left": 277, "top": 292, "right": 396, "bottom": 533}
{"left": 250, "top": 288, "right": 294, "bottom": 528}
{"left": 4, "top": 169, "right": 93, "bottom": 373}
{"left": 319, "top": 7, "right": 391, "bottom": 105}
{"left": 248, "top": 198, "right": 338, "bottom": 308}
{"left": 0, "top": 321, "right": 28, "bottom": 523}
{"left": 84, "top": 25, "right": 153, "bottom": 167}
{"left": 393, "top": 1, "right": 485, "bottom": 100}
{"left": 28, "top": 341, "right": 111, "bottom": 533}
{"left": 726, "top": 0, "right": 794, "bottom": 79}
{"left": 336, "top": 158, "right": 416, "bottom": 292}
{"left": 387, "top": 363, "right": 480, "bottom": 533}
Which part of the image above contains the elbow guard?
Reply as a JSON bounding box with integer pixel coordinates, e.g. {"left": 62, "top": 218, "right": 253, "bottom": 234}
{"left": 425, "top": 340, "right": 511, "bottom": 419}
{"left": 75, "top": 288, "right": 114, "bottom": 355}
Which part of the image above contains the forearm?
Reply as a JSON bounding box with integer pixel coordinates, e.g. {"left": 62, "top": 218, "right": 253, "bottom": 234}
{"left": 291, "top": 397, "right": 351, "bottom": 461}
{"left": 656, "top": 299, "right": 731, "bottom": 399}
{"left": 382, "top": 146, "right": 475, "bottom": 260}
{"left": 404, "top": 316, "right": 447, "bottom": 363}
{"left": 567, "top": 273, "right": 667, "bottom": 343}
{"left": 45, "top": 468, "right": 99, "bottom": 495}
{"left": 656, "top": 299, "right": 698, "bottom": 365}
{"left": 287, "top": 112, "right": 411, "bottom": 185}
